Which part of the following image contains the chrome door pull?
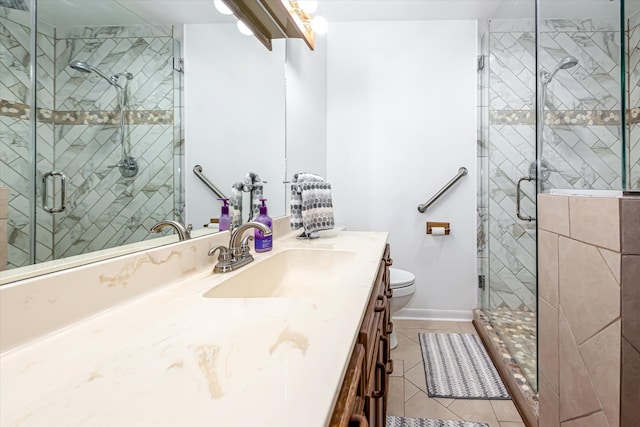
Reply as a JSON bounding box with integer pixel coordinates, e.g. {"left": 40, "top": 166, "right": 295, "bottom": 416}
{"left": 42, "top": 171, "right": 67, "bottom": 213}
{"left": 516, "top": 176, "right": 535, "bottom": 222}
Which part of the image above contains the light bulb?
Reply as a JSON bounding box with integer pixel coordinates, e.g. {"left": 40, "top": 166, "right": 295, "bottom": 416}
{"left": 311, "top": 16, "right": 328, "bottom": 35}
{"left": 213, "top": 0, "right": 233, "bottom": 15}
{"left": 297, "top": 0, "right": 318, "bottom": 13}
{"left": 237, "top": 20, "right": 253, "bottom": 36}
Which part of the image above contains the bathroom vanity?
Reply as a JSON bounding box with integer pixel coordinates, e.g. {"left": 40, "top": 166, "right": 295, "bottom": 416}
{"left": 330, "top": 243, "right": 393, "bottom": 427}
{"left": 0, "top": 222, "right": 391, "bottom": 427}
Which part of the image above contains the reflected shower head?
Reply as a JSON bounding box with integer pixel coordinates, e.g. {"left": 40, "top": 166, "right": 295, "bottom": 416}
{"left": 69, "top": 59, "right": 93, "bottom": 73}
{"left": 69, "top": 59, "right": 122, "bottom": 88}
{"left": 541, "top": 56, "right": 579, "bottom": 85}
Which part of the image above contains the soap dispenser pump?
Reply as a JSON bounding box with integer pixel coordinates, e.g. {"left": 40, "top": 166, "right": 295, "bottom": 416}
{"left": 254, "top": 198, "right": 272, "bottom": 252}
{"left": 218, "top": 198, "right": 231, "bottom": 231}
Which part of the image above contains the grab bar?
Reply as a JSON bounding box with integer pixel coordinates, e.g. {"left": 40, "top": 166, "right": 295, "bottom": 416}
{"left": 417, "top": 167, "right": 468, "bottom": 213}
{"left": 193, "top": 165, "right": 227, "bottom": 199}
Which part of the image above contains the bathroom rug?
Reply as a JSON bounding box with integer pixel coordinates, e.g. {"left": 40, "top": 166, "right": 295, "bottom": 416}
{"left": 386, "top": 416, "right": 489, "bottom": 427}
{"left": 418, "top": 333, "right": 510, "bottom": 399}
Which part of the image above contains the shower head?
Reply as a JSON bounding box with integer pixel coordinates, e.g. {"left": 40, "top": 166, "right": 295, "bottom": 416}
{"left": 541, "top": 56, "right": 579, "bottom": 85}
{"left": 69, "top": 59, "right": 121, "bottom": 88}
{"left": 556, "top": 56, "right": 579, "bottom": 71}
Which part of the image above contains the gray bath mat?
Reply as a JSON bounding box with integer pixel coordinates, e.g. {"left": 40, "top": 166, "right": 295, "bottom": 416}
{"left": 419, "top": 333, "right": 510, "bottom": 399}
{"left": 386, "top": 416, "right": 489, "bottom": 427}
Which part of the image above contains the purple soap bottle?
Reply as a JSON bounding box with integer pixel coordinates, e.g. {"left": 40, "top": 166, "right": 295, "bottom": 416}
{"left": 218, "top": 198, "right": 231, "bottom": 231}
{"left": 254, "top": 198, "right": 272, "bottom": 252}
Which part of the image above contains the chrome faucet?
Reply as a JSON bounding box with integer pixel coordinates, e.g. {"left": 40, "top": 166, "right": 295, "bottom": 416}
{"left": 150, "top": 220, "right": 192, "bottom": 241}
{"left": 208, "top": 221, "right": 272, "bottom": 273}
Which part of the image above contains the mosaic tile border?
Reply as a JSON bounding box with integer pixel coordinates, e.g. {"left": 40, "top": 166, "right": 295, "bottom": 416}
{"left": 490, "top": 109, "right": 626, "bottom": 126}
{"left": 0, "top": 100, "right": 173, "bottom": 125}
{"left": 473, "top": 309, "right": 538, "bottom": 427}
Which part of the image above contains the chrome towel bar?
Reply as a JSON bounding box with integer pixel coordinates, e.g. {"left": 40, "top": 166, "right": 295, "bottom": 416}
{"left": 193, "top": 165, "right": 227, "bottom": 200}
{"left": 418, "top": 167, "right": 468, "bottom": 213}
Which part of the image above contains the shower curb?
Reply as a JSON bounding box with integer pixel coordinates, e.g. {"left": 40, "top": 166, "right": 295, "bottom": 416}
{"left": 472, "top": 309, "right": 538, "bottom": 427}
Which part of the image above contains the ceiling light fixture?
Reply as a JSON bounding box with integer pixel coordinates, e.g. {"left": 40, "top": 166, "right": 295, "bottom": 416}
{"left": 311, "top": 15, "right": 328, "bottom": 35}
{"left": 297, "top": 0, "right": 317, "bottom": 14}
{"left": 236, "top": 19, "right": 254, "bottom": 36}
{"left": 213, "top": 0, "right": 233, "bottom": 15}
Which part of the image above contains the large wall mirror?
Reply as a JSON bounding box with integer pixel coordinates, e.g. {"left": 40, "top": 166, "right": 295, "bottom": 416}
{"left": 0, "top": 0, "right": 287, "bottom": 283}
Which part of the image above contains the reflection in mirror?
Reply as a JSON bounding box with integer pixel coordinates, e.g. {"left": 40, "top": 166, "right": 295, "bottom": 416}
{"left": 184, "top": 23, "right": 286, "bottom": 231}
{"left": 0, "top": 0, "right": 182, "bottom": 279}
{"left": 0, "top": 0, "right": 287, "bottom": 283}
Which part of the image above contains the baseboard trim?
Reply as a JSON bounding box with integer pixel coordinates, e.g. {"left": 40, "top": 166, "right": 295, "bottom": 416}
{"left": 393, "top": 308, "right": 474, "bottom": 322}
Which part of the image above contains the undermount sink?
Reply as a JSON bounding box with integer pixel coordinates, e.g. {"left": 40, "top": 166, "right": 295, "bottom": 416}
{"left": 203, "top": 249, "right": 357, "bottom": 298}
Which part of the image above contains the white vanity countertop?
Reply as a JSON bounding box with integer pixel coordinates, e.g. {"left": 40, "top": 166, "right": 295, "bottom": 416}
{"left": 0, "top": 230, "right": 388, "bottom": 427}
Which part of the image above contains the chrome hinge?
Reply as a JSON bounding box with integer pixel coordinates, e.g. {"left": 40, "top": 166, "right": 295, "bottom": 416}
{"left": 478, "top": 274, "right": 486, "bottom": 290}
{"left": 173, "top": 57, "right": 184, "bottom": 73}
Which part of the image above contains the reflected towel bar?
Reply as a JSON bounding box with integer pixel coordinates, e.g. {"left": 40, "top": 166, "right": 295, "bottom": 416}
{"left": 418, "top": 167, "right": 468, "bottom": 213}
{"left": 193, "top": 165, "right": 227, "bottom": 200}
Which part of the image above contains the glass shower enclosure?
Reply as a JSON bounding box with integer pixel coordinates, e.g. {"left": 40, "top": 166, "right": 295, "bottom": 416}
{"left": 478, "top": 0, "right": 635, "bottom": 392}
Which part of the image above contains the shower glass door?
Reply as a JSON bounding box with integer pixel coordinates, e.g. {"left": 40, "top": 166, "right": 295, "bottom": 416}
{"left": 479, "top": 0, "right": 539, "bottom": 390}
{"left": 480, "top": 0, "right": 630, "bottom": 393}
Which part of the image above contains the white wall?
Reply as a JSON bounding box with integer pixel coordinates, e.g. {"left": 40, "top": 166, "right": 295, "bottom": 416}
{"left": 183, "top": 24, "right": 286, "bottom": 229}
{"left": 326, "top": 20, "right": 478, "bottom": 320}
{"left": 284, "top": 35, "right": 328, "bottom": 208}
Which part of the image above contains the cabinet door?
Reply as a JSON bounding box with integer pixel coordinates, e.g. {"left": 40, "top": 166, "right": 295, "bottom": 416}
{"left": 330, "top": 344, "right": 366, "bottom": 427}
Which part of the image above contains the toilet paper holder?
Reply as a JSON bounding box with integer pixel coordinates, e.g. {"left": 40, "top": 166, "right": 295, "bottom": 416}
{"left": 426, "top": 221, "right": 451, "bottom": 235}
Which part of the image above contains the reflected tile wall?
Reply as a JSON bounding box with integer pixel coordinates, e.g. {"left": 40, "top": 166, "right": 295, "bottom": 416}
{"left": 0, "top": 115, "right": 31, "bottom": 268}
{"left": 53, "top": 26, "right": 177, "bottom": 259}
{"left": 0, "top": 20, "right": 181, "bottom": 268}
{"left": 0, "top": 9, "right": 30, "bottom": 104}
{"left": 628, "top": 17, "right": 640, "bottom": 189}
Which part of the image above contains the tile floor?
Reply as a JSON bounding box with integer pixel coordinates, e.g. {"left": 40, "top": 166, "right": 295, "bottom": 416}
{"left": 388, "top": 319, "right": 526, "bottom": 427}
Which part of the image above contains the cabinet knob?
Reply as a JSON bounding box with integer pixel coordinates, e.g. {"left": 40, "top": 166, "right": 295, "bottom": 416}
{"left": 349, "top": 414, "right": 369, "bottom": 427}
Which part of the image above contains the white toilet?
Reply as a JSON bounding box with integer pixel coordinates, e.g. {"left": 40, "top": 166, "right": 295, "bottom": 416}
{"left": 389, "top": 267, "right": 416, "bottom": 349}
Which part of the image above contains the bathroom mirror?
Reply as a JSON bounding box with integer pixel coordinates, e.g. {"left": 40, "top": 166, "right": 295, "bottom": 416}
{"left": 0, "top": 0, "right": 287, "bottom": 283}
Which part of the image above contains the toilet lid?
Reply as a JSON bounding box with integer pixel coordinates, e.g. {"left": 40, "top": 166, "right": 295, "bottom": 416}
{"left": 390, "top": 268, "right": 415, "bottom": 289}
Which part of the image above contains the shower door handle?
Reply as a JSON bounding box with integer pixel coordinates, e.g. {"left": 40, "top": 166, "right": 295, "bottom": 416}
{"left": 42, "top": 171, "right": 67, "bottom": 213}
{"left": 516, "top": 176, "right": 535, "bottom": 222}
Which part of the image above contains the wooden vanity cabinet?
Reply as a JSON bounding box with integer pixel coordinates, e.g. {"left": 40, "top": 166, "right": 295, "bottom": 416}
{"left": 330, "top": 244, "right": 393, "bottom": 427}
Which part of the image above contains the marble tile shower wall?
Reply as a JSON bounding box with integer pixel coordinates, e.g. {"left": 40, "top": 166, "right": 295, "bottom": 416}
{"left": 0, "top": 10, "right": 181, "bottom": 268}
{"left": 477, "top": 30, "right": 489, "bottom": 311}
{"left": 483, "top": 18, "right": 627, "bottom": 312}
{"left": 485, "top": 19, "right": 537, "bottom": 312}
{"left": 538, "top": 19, "right": 623, "bottom": 192}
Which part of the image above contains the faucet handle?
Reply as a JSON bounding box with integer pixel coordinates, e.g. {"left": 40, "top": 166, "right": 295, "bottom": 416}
{"left": 208, "top": 245, "right": 231, "bottom": 262}
{"left": 240, "top": 235, "right": 254, "bottom": 257}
